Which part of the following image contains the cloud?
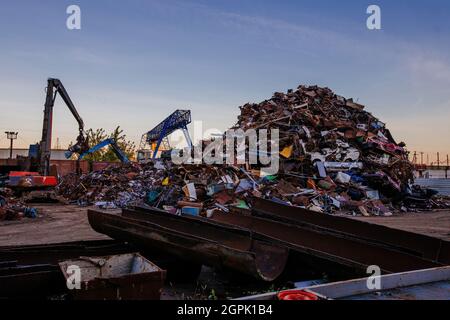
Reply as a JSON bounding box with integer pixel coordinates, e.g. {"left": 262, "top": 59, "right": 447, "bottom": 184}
{"left": 406, "top": 53, "right": 450, "bottom": 84}
{"left": 69, "top": 47, "right": 112, "bottom": 66}
{"left": 164, "top": 1, "right": 372, "bottom": 58}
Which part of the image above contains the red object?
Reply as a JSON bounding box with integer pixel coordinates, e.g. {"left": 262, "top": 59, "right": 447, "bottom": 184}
{"left": 8, "top": 172, "right": 58, "bottom": 187}
{"left": 32, "top": 176, "right": 58, "bottom": 187}
{"left": 9, "top": 171, "right": 39, "bottom": 177}
{"left": 277, "top": 290, "right": 319, "bottom": 301}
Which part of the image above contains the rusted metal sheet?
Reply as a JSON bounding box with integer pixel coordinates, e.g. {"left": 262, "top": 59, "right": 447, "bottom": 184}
{"left": 128, "top": 206, "right": 443, "bottom": 273}
{"left": 211, "top": 211, "right": 441, "bottom": 274}
{"left": 88, "top": 209, "right": 289, "bottom": 282}
{"left": 90, "top": 207, "right": 441, "bottom": 280}
{"left": 0, "top": 240, "right": 133, "bottom": 266}
{"left": 252, "top": 198, "right": 450, "bottom": 265}
{"left": 0, "top": 264, "right": 66, "bottom": 299}
{"left": 59, "top": 253, "right": 166, "bottom": 300}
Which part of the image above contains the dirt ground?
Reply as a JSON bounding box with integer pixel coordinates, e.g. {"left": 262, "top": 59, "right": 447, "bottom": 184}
{"left": 0, "top": 204, "right": 109, "bottom": 246}
{"left": 349, "top": 211, "right": 450, "bottom": 241}
{"left": 0, "top": 204, "right": 449, "bottom": 247}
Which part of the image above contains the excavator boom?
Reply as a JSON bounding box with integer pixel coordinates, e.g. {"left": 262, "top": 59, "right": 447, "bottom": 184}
{"left": 39, "top": 78, "right": 88, "bottom": 175}
{"left": 78, "top": 138, "right": 130, "bottom": 164}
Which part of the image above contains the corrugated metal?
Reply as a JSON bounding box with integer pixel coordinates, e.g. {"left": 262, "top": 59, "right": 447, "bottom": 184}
{"left": 415, "top": 179, "right": 450, "bottom": 196}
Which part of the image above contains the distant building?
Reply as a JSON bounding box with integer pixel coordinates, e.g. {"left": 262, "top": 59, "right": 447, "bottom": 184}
{"left": 0, "top": 148, "right": 68, "bottom": 160}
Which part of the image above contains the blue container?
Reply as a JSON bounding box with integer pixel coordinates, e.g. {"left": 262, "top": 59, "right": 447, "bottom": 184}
{"left": 181, "top": 207, "right": 201, "bottom": 217}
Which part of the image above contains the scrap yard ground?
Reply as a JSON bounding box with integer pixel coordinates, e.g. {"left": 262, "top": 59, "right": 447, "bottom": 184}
{"left": 0, "top": 204, "right": 109, "bottom": 246}
{"left": 1, "top": 204, "right": 449, "bottom": 246}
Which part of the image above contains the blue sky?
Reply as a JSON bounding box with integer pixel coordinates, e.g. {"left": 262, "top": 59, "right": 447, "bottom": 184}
{"left": 0, "top": 0, "right": 449, "bottom": 159}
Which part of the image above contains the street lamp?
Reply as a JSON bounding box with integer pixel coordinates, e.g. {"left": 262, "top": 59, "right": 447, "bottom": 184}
{"left": 5, "top": 131, "right": 18, "bottom": 159}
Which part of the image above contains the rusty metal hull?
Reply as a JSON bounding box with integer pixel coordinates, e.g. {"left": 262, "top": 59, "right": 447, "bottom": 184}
{"left": 252, "top": 198, "right": 450, "bottom": 265}
{"left": 88, "top": 209, "right": 289, "bottom": 282}
{"left": 128, "top": 206, "right": 440, "bottom": 274}
{"left": 211, "top": 212, "right": 440, "bottom": 274}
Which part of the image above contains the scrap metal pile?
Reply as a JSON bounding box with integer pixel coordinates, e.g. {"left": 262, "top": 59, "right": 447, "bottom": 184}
{"left": 57, "top": 161, "right": 258, "bottom": 214}
{"left": 56, "top": 84, "right": 447, "bottom": 216}
{"left": 0, "top": 188, "right": 38, "bottom": 220}
{"left": 234, "top": 85, "right": 415, "bottom": 215}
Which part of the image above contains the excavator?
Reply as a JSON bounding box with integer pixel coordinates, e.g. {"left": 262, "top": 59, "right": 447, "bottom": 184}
{"left": 39, "top": 78, "right": 90, "bottom": 176}
{"left": 8, "top": 78, "right": 128, "bottom": 189}
{"left": 8, "top": 78, "right": 89, "bottom": 188}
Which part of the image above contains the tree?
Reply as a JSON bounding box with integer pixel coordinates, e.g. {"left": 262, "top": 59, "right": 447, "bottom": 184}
{"left": 71, "top": 126, "right": 136, "bottom": 162}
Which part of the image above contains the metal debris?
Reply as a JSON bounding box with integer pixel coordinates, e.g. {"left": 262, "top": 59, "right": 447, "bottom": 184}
{"left": 56, "top": 84, "right": 449, "bottom": 215}
{"left": 0, "top": 188, "right": 38, "bottom": 220}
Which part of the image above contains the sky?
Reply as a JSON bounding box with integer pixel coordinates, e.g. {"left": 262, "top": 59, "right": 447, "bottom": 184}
{"left": 0, "top": 0, "right": 449, "bottom": 161}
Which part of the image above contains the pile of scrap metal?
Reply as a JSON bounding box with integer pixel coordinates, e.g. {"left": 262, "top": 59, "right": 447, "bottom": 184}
{"left": 232, "top": 84, "right": 419, "bottom": 215}
{"left": 56, "top": 160, "right": 258, "bottom": 214}
{"left": 56, "top": 162, "right": 158, "bottom": 208}
{"left": 0, "top": 188, "right": 38, "bottom": 221}
{"left": 57, "top": 84, "right": 447, "bottom": 215}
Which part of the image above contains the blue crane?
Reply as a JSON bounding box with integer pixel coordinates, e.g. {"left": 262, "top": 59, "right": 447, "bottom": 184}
{"left": 138, "top": 110, "right": 193, "bottom": 160}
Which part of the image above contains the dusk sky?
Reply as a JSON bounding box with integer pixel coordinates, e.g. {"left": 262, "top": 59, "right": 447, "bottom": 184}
{"left": 0, "top": 0, "right": 449, "bottom": 160}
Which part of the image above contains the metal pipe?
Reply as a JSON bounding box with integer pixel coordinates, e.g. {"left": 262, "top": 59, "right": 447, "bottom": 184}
{"left": 9, "top": 137, "right": 13, "bottom": 159}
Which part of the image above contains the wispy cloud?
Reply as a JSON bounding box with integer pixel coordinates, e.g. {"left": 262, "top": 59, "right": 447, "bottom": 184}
{"left": 406, "top": 53, "right": 450, "bottom": 84}
{"left": 69, "top": 47, "right": 112, "bottom": 66}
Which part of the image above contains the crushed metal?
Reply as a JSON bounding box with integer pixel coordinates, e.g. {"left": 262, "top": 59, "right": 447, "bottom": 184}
{"left": 57, "top": 85, "right": 450, "bottom": 216}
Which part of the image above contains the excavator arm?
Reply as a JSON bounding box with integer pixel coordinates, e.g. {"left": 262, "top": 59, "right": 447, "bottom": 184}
{"left": 78, "top": 138, "right": 130, "bottom": 164}
{"left": 39, "top": 78, "right": 89, "bottom": 175}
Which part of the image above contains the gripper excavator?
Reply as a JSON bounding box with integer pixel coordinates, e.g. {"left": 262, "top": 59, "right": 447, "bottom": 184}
{"left": 8, "top": 78, "right": 89, "bottom": 189}
{"left": 38, "top": 78, "right": 89, "bottom": 176}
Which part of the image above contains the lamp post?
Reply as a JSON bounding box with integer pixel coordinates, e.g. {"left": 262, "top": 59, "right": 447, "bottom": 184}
{"left": 5, "top": 131, "right": 18, "bottom": 159}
